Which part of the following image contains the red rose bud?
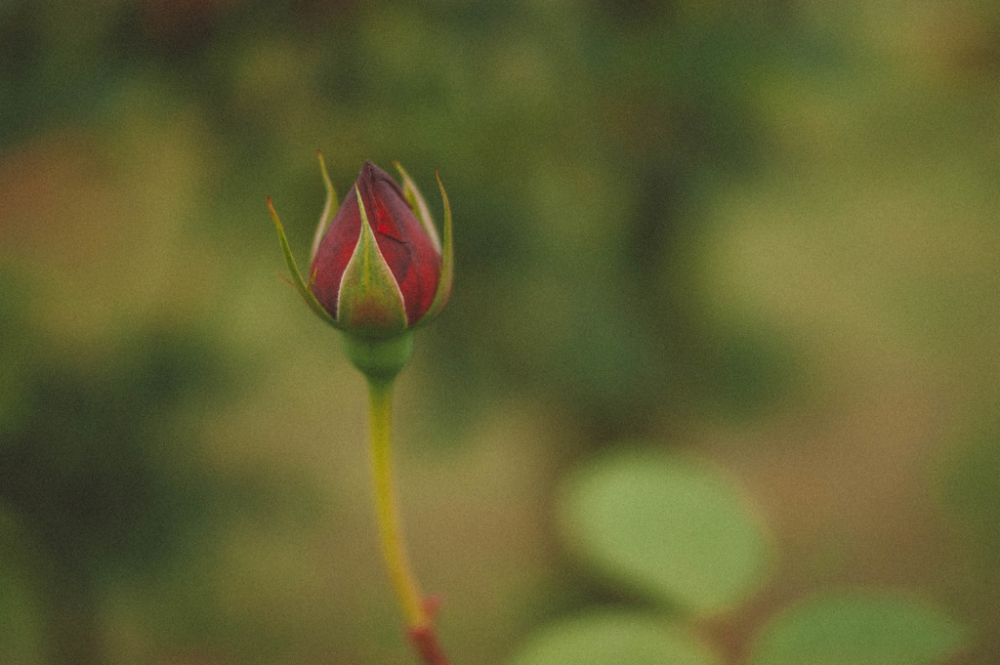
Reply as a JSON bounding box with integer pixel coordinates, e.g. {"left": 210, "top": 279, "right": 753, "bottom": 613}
{"left": 269, "top": 155, "right": 453, "bottom": 355}
{"left": 310, "top": 160, "right": 445, "bottom": 334}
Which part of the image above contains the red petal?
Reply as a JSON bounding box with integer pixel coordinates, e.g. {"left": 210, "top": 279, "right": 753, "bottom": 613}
{"left": 309, "top": 183, "right": 361, "bottom": 318}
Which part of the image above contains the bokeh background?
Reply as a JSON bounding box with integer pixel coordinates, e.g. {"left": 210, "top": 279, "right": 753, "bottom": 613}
{"left": 2, "top": 0, "right": 1000, "bottom": 663}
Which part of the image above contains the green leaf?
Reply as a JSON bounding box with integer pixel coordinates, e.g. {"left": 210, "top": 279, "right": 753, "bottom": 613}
{"left": 749, "top": 592, "right": 968, "bottom": 665}
{"left": 559, "top": 450, "right": 770, "bottom": 614}
{"left": 508, "top": 612, "right": 721, "bottom": 665}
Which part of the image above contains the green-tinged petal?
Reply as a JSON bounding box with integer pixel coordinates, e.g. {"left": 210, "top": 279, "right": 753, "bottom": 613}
{"left": 267, "top": 197, "right": 341, "bottom": 329}
{"left": 337, "top": 187, "right": 408, "bottom": 336}
{"left": 415, "top": 169, "right": 453, "bottom": 327}
{"left": 393, "top": 161, "right": 442, "bottom": 253}
{"left": 311, "top": 150, "right": 339, "bottom": 262}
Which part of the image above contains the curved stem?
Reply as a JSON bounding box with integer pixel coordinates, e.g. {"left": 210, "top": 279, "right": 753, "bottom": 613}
{"left": 368, "top": 378, "right": 428, "bottom": 629}
{"left": 367, "top": 378, "right": 451, "bottom": 665}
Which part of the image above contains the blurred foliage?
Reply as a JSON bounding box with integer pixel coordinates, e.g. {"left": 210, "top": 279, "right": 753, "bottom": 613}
{"left": 943, "top": 425, "right": 1000, "bottom": 566}
{"left": 558, "top": 449, "right": 769, "bottom": 614}
{"left": 3, "top": 0, "right": 1000, "bottom": 663}
{"left": 0, "top": 0, "right": 812, "bottom": 432}
{"left": 749, "top": 592, "right": 968, "bottom": 665}
{"left": 513, "top": 449, "right": 967, "bottom": 665}
{"left": 509, "top": 611, "right": 721, "bottom": 665}
{"left": 0, "top": 268, "right": 233, "bottom": 664}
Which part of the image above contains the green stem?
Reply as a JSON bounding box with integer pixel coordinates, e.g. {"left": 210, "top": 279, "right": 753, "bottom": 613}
{"left": 367, "top": 378, "right": 428, "bottom": 630}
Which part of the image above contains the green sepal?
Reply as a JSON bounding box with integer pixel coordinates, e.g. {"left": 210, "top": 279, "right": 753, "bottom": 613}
{"left": 343, "top": 332, "right": 414, "bottom": 383}
{"left": 393, "top": 161, "right": 441, "bottom": 253}
{"left": 336, "top": 186, "right": 409, "bottom": 337}
{"left": 310, "top": 150, "right": 338, "bottom": 262}
{"left": 267, "top": 196, "right": 341, "bottom": 330}
{"left": 414, "top": 169, "right": 453, "bottom": 327}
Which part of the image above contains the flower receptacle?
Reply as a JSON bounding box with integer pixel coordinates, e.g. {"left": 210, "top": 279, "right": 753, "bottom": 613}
{"left": 342, "top": 332, "right": 415, "bottom": 384}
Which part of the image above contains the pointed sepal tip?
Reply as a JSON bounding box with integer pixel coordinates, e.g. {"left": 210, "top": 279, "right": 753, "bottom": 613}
{"left": 268, "top": 195, "right": 341, "bottom": 329}
{"left": 414, "top": 169, "right": 453, "bottom": 328}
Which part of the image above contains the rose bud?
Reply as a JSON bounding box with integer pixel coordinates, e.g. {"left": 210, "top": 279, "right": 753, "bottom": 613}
{"left": 310, "top": 160, "right": 449, "bottom": 334}
{"left": 269, "top": 155, "right": 453, "bottom": 379}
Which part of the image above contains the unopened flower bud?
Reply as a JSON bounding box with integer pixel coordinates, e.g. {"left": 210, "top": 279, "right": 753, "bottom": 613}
{"left": 269, "top": 155, "right": 453, "bottom": 380}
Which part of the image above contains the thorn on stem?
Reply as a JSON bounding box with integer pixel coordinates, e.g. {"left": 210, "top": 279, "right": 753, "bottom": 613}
{"left": 423, "top": 595, "right": 443, "bottom": 620}
{"left": 408, "top": 624, "right": 451, "bottom": 665}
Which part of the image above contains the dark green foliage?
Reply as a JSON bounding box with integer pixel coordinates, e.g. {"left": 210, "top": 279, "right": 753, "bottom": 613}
{"left": 943, "top": 427, "right": 1000, "bottom": 565}
{"left": 0, "top": 281, "right": 232, "bottom": 664}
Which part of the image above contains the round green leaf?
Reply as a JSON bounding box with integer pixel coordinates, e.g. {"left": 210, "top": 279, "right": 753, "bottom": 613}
{"left": 750, "top": 592, "right": 968, "bottom": 665}
{"left": 509, "top": 612, "right": 721, "bottom": 665}
{"left": 559, "top": 451, "right": 770, "bottom": 614}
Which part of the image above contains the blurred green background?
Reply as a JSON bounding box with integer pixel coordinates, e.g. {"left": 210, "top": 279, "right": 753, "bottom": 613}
{"left": 2, "top": 0, "right": 999, "bottom": 663}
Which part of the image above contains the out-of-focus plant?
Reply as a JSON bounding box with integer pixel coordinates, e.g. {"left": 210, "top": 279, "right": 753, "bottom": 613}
{"left": 508, "top": 447, "right": 969, "bottom": 665}
{"left": 0, "top": 271, "right": 234, "bottom": 665}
